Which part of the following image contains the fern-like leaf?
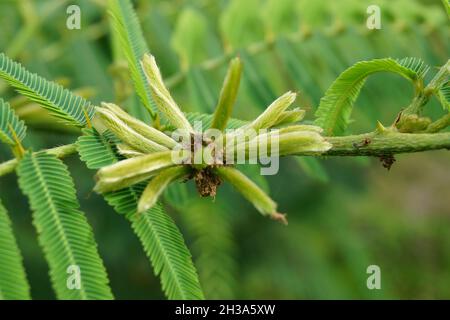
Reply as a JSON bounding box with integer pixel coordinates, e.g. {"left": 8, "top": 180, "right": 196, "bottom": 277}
{"left": 77, "top": 129, "right": 204, "bottom": 300}
{"left": 438, "top": 81, "right": 450, "bottom": 111}
{"left": 180, "top": 202, "right": 237, "bottom": 299}
{"left": 295, "top": 157, "right": 329, "bottom": 183}
{"left": 108, "top": 0, "right": 156, "bottom": 116}
{"left": 0, "top": 98, "right": 26, "bottom": 146}
{"left": 186, "top": 112, "right": 247, "bottom": 130}
{"left": 314, "top": 58, "right": 427, "bottom": 136}
{"left": 397, "top": 57, "right": 430, "bottom": 79}
{"left": 16, "top": 152, "right": 113, "bottom": 300}
{"left": 0, "top": 53, "right": 95, "bottom": 127}
{"left": 0, "top": 200, "right": 31, "bottom": 300}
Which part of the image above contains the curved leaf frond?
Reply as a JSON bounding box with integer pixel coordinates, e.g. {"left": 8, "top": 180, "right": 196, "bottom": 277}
{"left": 0, "top": 53, "right": 95, "bottom": 127}
{"left": 130, "top": 199, "right": 204, "bottom": 300}
{"left": 0, "top": 200, "right": 30, "bottom": 300}
{"left": 179, "top": 202, "right": 237, "bottom": 299}
{"left": 397, "top": 57, "right": 430, "bottom": 79}
{"left": 314, "top": 58, "right": 428, "bottom": 136}
{"left": 77, "top": 129, "right": 204, "bottom": 300}
{"left": 0, "top": 98, "right": 26, "bottom": 146}
{"left": 16, "top": 152, "right": 113, "bottom": 300}
{"left": 108, "top": 0, "right": 156, "bottom": 116}
{"left": 438, "top": 81, "right": 450, "bottom": 111}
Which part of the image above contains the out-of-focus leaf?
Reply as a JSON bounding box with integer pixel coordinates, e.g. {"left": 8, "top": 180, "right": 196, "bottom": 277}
{"left": 219, "top": 0, "right": 265, "bottom": 49}
{"left": 171, "top": 8, "right": 209, "bottom": 69}
{"left": 187, "top": 68, "right": 217, "bottom": 113}
{"left": 295, "top": 157, "right": 329, "bottom": 183}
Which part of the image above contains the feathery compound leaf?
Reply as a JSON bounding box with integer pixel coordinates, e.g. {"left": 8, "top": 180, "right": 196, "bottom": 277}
{"left": 108, "top": 0, "right": 156, "bottom": 116}
{"left": 438, "top": 81, "right": 450, "bottom": 111}
{"left": 17, "top": 152, "right": 113, "bottom": 300}
{"left": 130, "top": 199, "right": 204, "bottom": 300}
{"left": 180, "top": 202, "right": 237, "bottom": 299}
{"left": 186, "top": 112, "right": 247, "bottom": 130}
{"left": 78, "top": 128, "right": 119, "bottom": 169}
{"left": 77, "top": 129, "right": 204, "bottom": 300}
{"left": 314, "top": 58, "right": 426, "bottom": 136}
{"left": 186, "top": 68, "right": 216, "bottom": 113}
{"left": 0, "top": 98, "right": 26, "bottom": 146}
{"left": 397, "top": 57, "right": 430, "bottom": 79}
{"left": 295, "top": 157, "right": 329, "bottom": 183}
{"left": 0, "top": 53, "right": 95, "bottom": 127}
{"left": 0, "top": 200, "right": 30, "bottom": 300}
{"left": 171, "top": 8, "right": 210, "bottom": 68}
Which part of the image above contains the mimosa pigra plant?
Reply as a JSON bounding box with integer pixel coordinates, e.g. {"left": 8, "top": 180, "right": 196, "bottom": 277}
{"left": 0, "top": 0, "right": 448, "bottom": 300}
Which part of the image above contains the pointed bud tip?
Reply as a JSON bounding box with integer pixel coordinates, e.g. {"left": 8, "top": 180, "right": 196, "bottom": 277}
{"left": 137, "top": 203, "right": 148, "bottom": 215}
{"left": 271, "top": 212, "right": 288, "bottom": 225}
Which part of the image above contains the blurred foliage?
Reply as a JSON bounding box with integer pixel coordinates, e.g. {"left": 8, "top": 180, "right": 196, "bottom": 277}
{"left": 0, "top": 0, "right": 449, "bottom": 299}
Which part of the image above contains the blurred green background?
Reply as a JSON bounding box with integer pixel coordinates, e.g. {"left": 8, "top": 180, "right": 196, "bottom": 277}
{"left": 0, "top": 0, "right": 449, "bottom": 299}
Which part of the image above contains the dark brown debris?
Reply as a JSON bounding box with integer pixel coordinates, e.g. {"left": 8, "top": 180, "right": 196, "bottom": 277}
{"left": 379, "top": 154, "right": 396, "bottom": 170}
{"left": 194, "top": 167, "right": 222, "bottom": 197}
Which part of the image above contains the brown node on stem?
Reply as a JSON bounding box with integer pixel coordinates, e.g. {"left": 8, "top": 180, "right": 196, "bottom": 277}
{"left": 379, "top": 154, "right": 396, "bottom": 170}
{"left": 352, "top": 137, "right": 371, "bottom": 149}
{"left": 194, "top": 167, "right": 222, "bottom": 197}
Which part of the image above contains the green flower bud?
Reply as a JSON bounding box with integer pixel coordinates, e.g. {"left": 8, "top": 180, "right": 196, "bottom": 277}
{"left": 214, "top": 166, "right": 287, "bottom": 224}
{"left": 138, "top": 166, "right": 190, "bottom": 213}
{"left": 95, "top": 151, "right": 175, "bottom": 193}
{"left": 116, "top": 143, "right": 143, "bottom": 158}
{"left": 141, "top": 54, "right": 193, "bottom": 131}
{"left": 273, "top": 108, "right": 306, "bottom": 127}
{"left": 95, "top": 108, "right": 168, "bottom": 153}
{"left": 245, "top": 91, "right": 297, "bottom": 130}
{"left": 101, "top": 102, "right": 177, "bottom": 148}
{"left": 210, "top": 57, "right": 242, "bottom": 131}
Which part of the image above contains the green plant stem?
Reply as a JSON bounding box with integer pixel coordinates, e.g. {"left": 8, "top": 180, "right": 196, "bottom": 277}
{"left": 426, "top": 113, "right": 450, "bottom": 133}
{"left": 324, "top": 131, "right": 450, "bottom": 156}
{"left": 0, "top": 143, "right": 77, "bottom": 177}
{"left": 1, "top": 131, "right": 449, "bottom": 177}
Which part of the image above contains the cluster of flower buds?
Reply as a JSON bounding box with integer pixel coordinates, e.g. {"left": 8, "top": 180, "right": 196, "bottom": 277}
{"left": 92, "top": 54, "right": 331, "bottom": 224}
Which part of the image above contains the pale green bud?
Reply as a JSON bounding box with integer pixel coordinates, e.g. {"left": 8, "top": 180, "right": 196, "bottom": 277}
{"left": 101, "top": 102, "right": 177, "bottom": 148}
{"left": 141, "top": 54, "right": 193, "bottom": 131}
{"left": 214, "top": 166, "right": 287, "bottom": 224}
{"left": 94, "top": 151, "right": 175, "bottom": 193}
{"left": 138, "top": 166, "right": 190, "bottom": 213}
{"left": 94, "top": 108, "right": 168, "bottom": 153}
